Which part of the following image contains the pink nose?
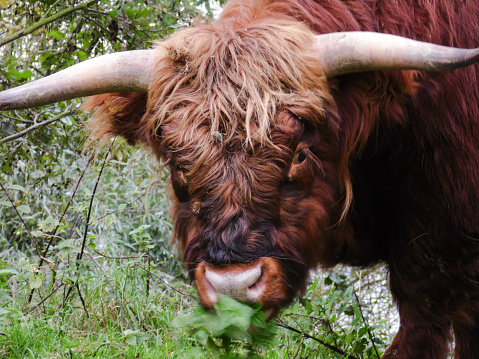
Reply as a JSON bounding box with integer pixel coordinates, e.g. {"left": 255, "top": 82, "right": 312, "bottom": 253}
{"left": 203, "top": 265, "right": 265, "bottom": 304}
{"left": 195, "top": 258, "right": 288, "bottom": 313}
{"left": 196, "top": 263, "right": 266, "bottom": 308}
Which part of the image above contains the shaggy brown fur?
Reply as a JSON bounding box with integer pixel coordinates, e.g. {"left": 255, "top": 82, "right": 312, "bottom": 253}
{"left": 84, "top": 0, "right": 479, "bottom": 357}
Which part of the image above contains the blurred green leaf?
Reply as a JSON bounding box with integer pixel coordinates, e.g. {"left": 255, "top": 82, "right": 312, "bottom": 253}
{"left": 17, "top": 205, "right": 31, "bottom": 214}
{"left": 6, "top": 184, "right": 26, "bottom": 192}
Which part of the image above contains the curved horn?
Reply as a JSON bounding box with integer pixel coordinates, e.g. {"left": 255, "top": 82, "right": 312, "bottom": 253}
{"left": 0, "top": 49, "right": 162, "bottom": 111}
{"left": 314, "top": 31, "right": 479, "bottom": 78}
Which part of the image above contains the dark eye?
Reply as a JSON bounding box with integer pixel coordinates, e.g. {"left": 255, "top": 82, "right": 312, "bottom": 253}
{"left": 171, "top": 163, "right": 190, "bottom": 202}
{"left": 293, "top": 149, "right": 307, "bottom": 164}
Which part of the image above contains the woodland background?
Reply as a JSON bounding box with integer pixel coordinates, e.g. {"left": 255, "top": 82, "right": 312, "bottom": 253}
{"left": 0, "top": 1, "right": 397, "bottom": 357}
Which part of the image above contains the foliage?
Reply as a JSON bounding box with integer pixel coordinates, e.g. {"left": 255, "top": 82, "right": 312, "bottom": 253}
{"left": 277, "top": 273, "right": 389, "bottom": 359}
{"left": 173, "top": 295, "right": 277, "bottom": 358}
{"left": 0, "top": 249, "right": 395, "bottom": 358}
{"left": 0, "top": 0, "right": 216, "bottom": 273}
{"left": 0, "top": 1, "right": 397, "bottom": 358}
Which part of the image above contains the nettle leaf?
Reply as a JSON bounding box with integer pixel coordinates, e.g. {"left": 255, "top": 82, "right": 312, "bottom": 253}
{"left": 38, "top": 216, "right": 60, "bottom": 232}
{"left": 215, "top": 295, "right": 255, "bottom": 332}
{"left": 57, "top": 239, "right": 77, "bottom": 254}
{"left": 106, "top": 215, "right": 115, "bottom": 226}
{"left": 174, "top": 295, "right": 276, "bottom": 355}
{"left": 0, "top": 165, "right": 12, "bottom": 175}
{"left": 29, "top": 276, "right": 42, "bottom": 290}
{"left": 7, "top": 69, "right": 34, "bottom": 80}
{"left": 17, "top": 205, "right": 31, "bottom": 214}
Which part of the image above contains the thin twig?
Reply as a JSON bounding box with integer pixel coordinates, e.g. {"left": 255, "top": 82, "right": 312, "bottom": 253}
{"left": 81, "top": 13, "right": 109, "bottom": 35}
{"left": 77, "top": 142, "right": 113, "bottom": 261}
{"left": 76, "top": 282, "right": 89, "bottom": 318}
{"left": 276, "top": 320, "right": 359, "bottom": 359}
{"left": 26, "top": 282, "right": 65, "bottom": 315}
{"left": 84, "top": 8, "right": 109, "bottom": 17}
{"left": 354, "top": 290, "right": 380, "bottom": 358}
{"left": 0, "top": 108, "right": 78, "bottom": 145}
{"left": 64, "top": 145, "right": 113, "bottom": 305}
{"left": 85, "top": 251, "right": 132, "bottom": 329}
{"left": 28, "top": 155, "right": 93, "bottom": 304}
{"left": 92, "top": 249, "right": 142, "bottom": 260}
{"left": 292, "top": 338, "right": 303, "bottom": 359}
{"left": 0, "top": 0, "right": 100, "bottom": 48}
{"left": 60, "top": 285, "right": 76, "bottom": 312}
{"left": 44, "top": 0, "right": 63, "bottom": 18}
{"left": 1, "top": 113, "right": 34, "bottom": 123}
{"left": 146, "top": 249, "right": 150, "bottom": 297}
{"left": 137, "top": 265, "right": 194, "bottom": 299}
{"left": 90, "top": 158, "right": 169, "bottom": 224}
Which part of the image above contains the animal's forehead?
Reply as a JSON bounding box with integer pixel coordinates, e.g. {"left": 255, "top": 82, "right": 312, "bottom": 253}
{"left": 149, "top": 20, "right": 328, "bottom": 157}
{"left": 162, "top": 110, "right": 304, "bottom": 161}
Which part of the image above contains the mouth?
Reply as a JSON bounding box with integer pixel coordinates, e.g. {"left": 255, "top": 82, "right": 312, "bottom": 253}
{"left": 194, "top": 257, "right": 293, "bottom": 315}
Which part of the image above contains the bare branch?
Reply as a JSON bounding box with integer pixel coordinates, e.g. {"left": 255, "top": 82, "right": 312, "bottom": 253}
{"left": 76, "top": 282, "right": 89, "bottom": 318}
{"left": 137, "top": 264, "right": 194, "bottom": 299}
{"left": 354, "top": 290, "right": 380, "bottom": 358}
{"left": 1, "top": 113, "right": 34, "bottom": 123}
{"left": 77, "top": 142, "right": 113, "bottom": 262}
{"left": 26, "top": 282, "right": 65, "bottom": 315}
{"left": 92, "top": 249, "right": 143, "bottom": 260}
{"left": 63, "top": 145, "right": 113, "bottom": 306}
{"left": 276, "top": 319, "right": 359, "bottom": 359}
{"left": 0, "top": 108, "right": 79, "bottom": 145}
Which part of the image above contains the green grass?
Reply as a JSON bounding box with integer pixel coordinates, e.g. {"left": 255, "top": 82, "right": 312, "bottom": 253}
{"left": 0, "top": 248, "right": 393, "bottom": 358}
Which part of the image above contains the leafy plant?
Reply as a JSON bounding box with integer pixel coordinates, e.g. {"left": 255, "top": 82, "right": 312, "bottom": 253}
{"left": 174, "top": 295, "right": 277, "bottom": 358}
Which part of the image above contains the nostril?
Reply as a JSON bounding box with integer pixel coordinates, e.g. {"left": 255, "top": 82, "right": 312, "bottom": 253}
{"left": 203, "top": 272, "right": 219, "bottom": 305}
{"left": 246, "top": 273, "right": 265, "bottom": 301}
{"left": 247, "top": 271, "right": 262, "bottom": 290}
{"left": 242, "top": 266, "right": 262, "bottom": 288}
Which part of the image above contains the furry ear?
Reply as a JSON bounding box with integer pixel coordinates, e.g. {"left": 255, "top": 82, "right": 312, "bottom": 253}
{"left": 83, "top": 92, "right": 148, "bottom": 147}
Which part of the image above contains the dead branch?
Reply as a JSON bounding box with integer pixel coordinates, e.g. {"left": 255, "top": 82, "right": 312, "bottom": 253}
{"left": 26, "top": 282, "right": 65, "bottom": 315}
{"left": 276, "top": 319, "right": 359, "bottom": 359}
{"left": 0, "top": 108, "right": 79, "bottom": 145}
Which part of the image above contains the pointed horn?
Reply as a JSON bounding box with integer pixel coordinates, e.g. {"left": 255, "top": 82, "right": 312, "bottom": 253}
{"left": 0, "top": 49, "right": 162, "bottom": 110}
{"left": 314, "top": 31, "right": 479, "bottom": 78}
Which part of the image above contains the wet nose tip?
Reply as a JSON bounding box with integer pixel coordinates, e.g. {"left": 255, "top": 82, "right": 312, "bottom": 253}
{"left": 204, "top": 265, "right": 265, "bottom": 304}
